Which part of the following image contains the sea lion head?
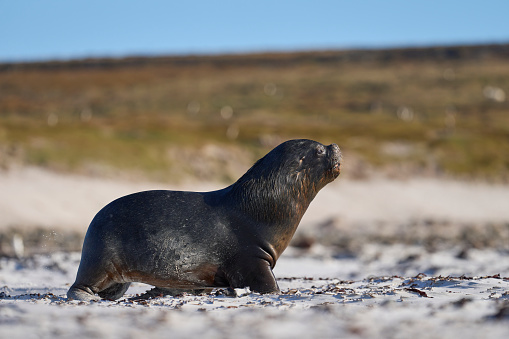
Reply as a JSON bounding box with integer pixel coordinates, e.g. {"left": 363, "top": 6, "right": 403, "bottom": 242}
{"left": 233, "top": 139, "right": 341, "bottom": 206}
{"left": 290, "top": 139, "right": 341, "bottom": 189}
{"left": 230, "top": 139, "right": 341, "bottom": 255}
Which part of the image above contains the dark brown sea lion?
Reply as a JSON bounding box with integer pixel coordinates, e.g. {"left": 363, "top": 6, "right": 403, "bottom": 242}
{"left": 67, "top": 139, "right": 341, "bottom": 301}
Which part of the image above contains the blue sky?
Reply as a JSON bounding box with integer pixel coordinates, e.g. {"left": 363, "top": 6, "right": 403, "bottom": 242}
{"left": 1, "top": 0, "right": 508, "bottom": 62}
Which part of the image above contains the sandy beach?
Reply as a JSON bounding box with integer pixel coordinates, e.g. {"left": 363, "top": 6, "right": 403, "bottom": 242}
{"left": 1, "top": 167, "right": 508, "bottom": 338}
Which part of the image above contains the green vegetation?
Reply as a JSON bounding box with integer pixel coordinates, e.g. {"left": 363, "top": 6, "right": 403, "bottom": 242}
{"left": 1, "top": 45, "right": 509, "bottom": 181}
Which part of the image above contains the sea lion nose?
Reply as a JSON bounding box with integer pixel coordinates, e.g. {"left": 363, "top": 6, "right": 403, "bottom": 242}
{"left": 328, "top": 143, "right": 341, "bottom": 163}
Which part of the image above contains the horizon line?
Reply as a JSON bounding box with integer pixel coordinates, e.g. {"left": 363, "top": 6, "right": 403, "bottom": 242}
{"left": 2, "top": 39, "right": 509, "bottom": 65}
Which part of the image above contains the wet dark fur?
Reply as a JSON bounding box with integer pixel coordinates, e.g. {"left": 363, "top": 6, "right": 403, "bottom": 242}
{"left": 67, "top": 139, "right": 341, "bottom": 301}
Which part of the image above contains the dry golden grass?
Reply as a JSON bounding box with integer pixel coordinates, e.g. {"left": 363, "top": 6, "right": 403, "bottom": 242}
{"left": 1, "top": 45, "right": 508, "bottom": 181}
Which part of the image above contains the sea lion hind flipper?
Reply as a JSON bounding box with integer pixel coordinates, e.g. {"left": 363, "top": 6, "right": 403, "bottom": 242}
{"left": 67, "top": 284, "right": 101, "bottom": 301}
{"left": 97, "top": 282, "right": 131, "bottom": 300}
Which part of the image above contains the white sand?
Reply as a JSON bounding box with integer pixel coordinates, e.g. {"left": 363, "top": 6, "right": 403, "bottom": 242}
{"left": 0, "top": 246, "right": 508, "bottom": 339}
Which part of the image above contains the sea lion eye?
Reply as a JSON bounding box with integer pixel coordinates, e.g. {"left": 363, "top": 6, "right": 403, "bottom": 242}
{"left": 315, "top": 145, "right": 326, "bottom": 156}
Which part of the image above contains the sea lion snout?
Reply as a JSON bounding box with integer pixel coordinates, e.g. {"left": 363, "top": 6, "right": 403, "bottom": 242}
{"left": 328, "top": 143, "right": 341, "bottom": 162}
{"left": 328, "top": 143, "right": 342, "bottom": 176}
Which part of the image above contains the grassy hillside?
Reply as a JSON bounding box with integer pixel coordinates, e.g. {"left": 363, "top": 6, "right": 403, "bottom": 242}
{"left": 1, "top": 44, "right": 509, "bottom": 182}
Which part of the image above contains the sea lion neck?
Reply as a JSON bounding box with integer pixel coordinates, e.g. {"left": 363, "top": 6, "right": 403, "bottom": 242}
{"left": 226, "top": 177, "right": 316, "bottom": 224}
{"left": 223, "top": 167, "right": 318, "bottom": 257}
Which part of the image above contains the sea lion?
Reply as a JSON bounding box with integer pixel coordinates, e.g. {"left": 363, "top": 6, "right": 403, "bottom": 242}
{"left": 67, "top": 139, "right": 341, "bottom": 301}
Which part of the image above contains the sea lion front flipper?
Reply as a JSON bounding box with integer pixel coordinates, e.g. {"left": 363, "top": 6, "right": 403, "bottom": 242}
{"left": 229, "top": 258, "right": 280, "bottom": 294}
